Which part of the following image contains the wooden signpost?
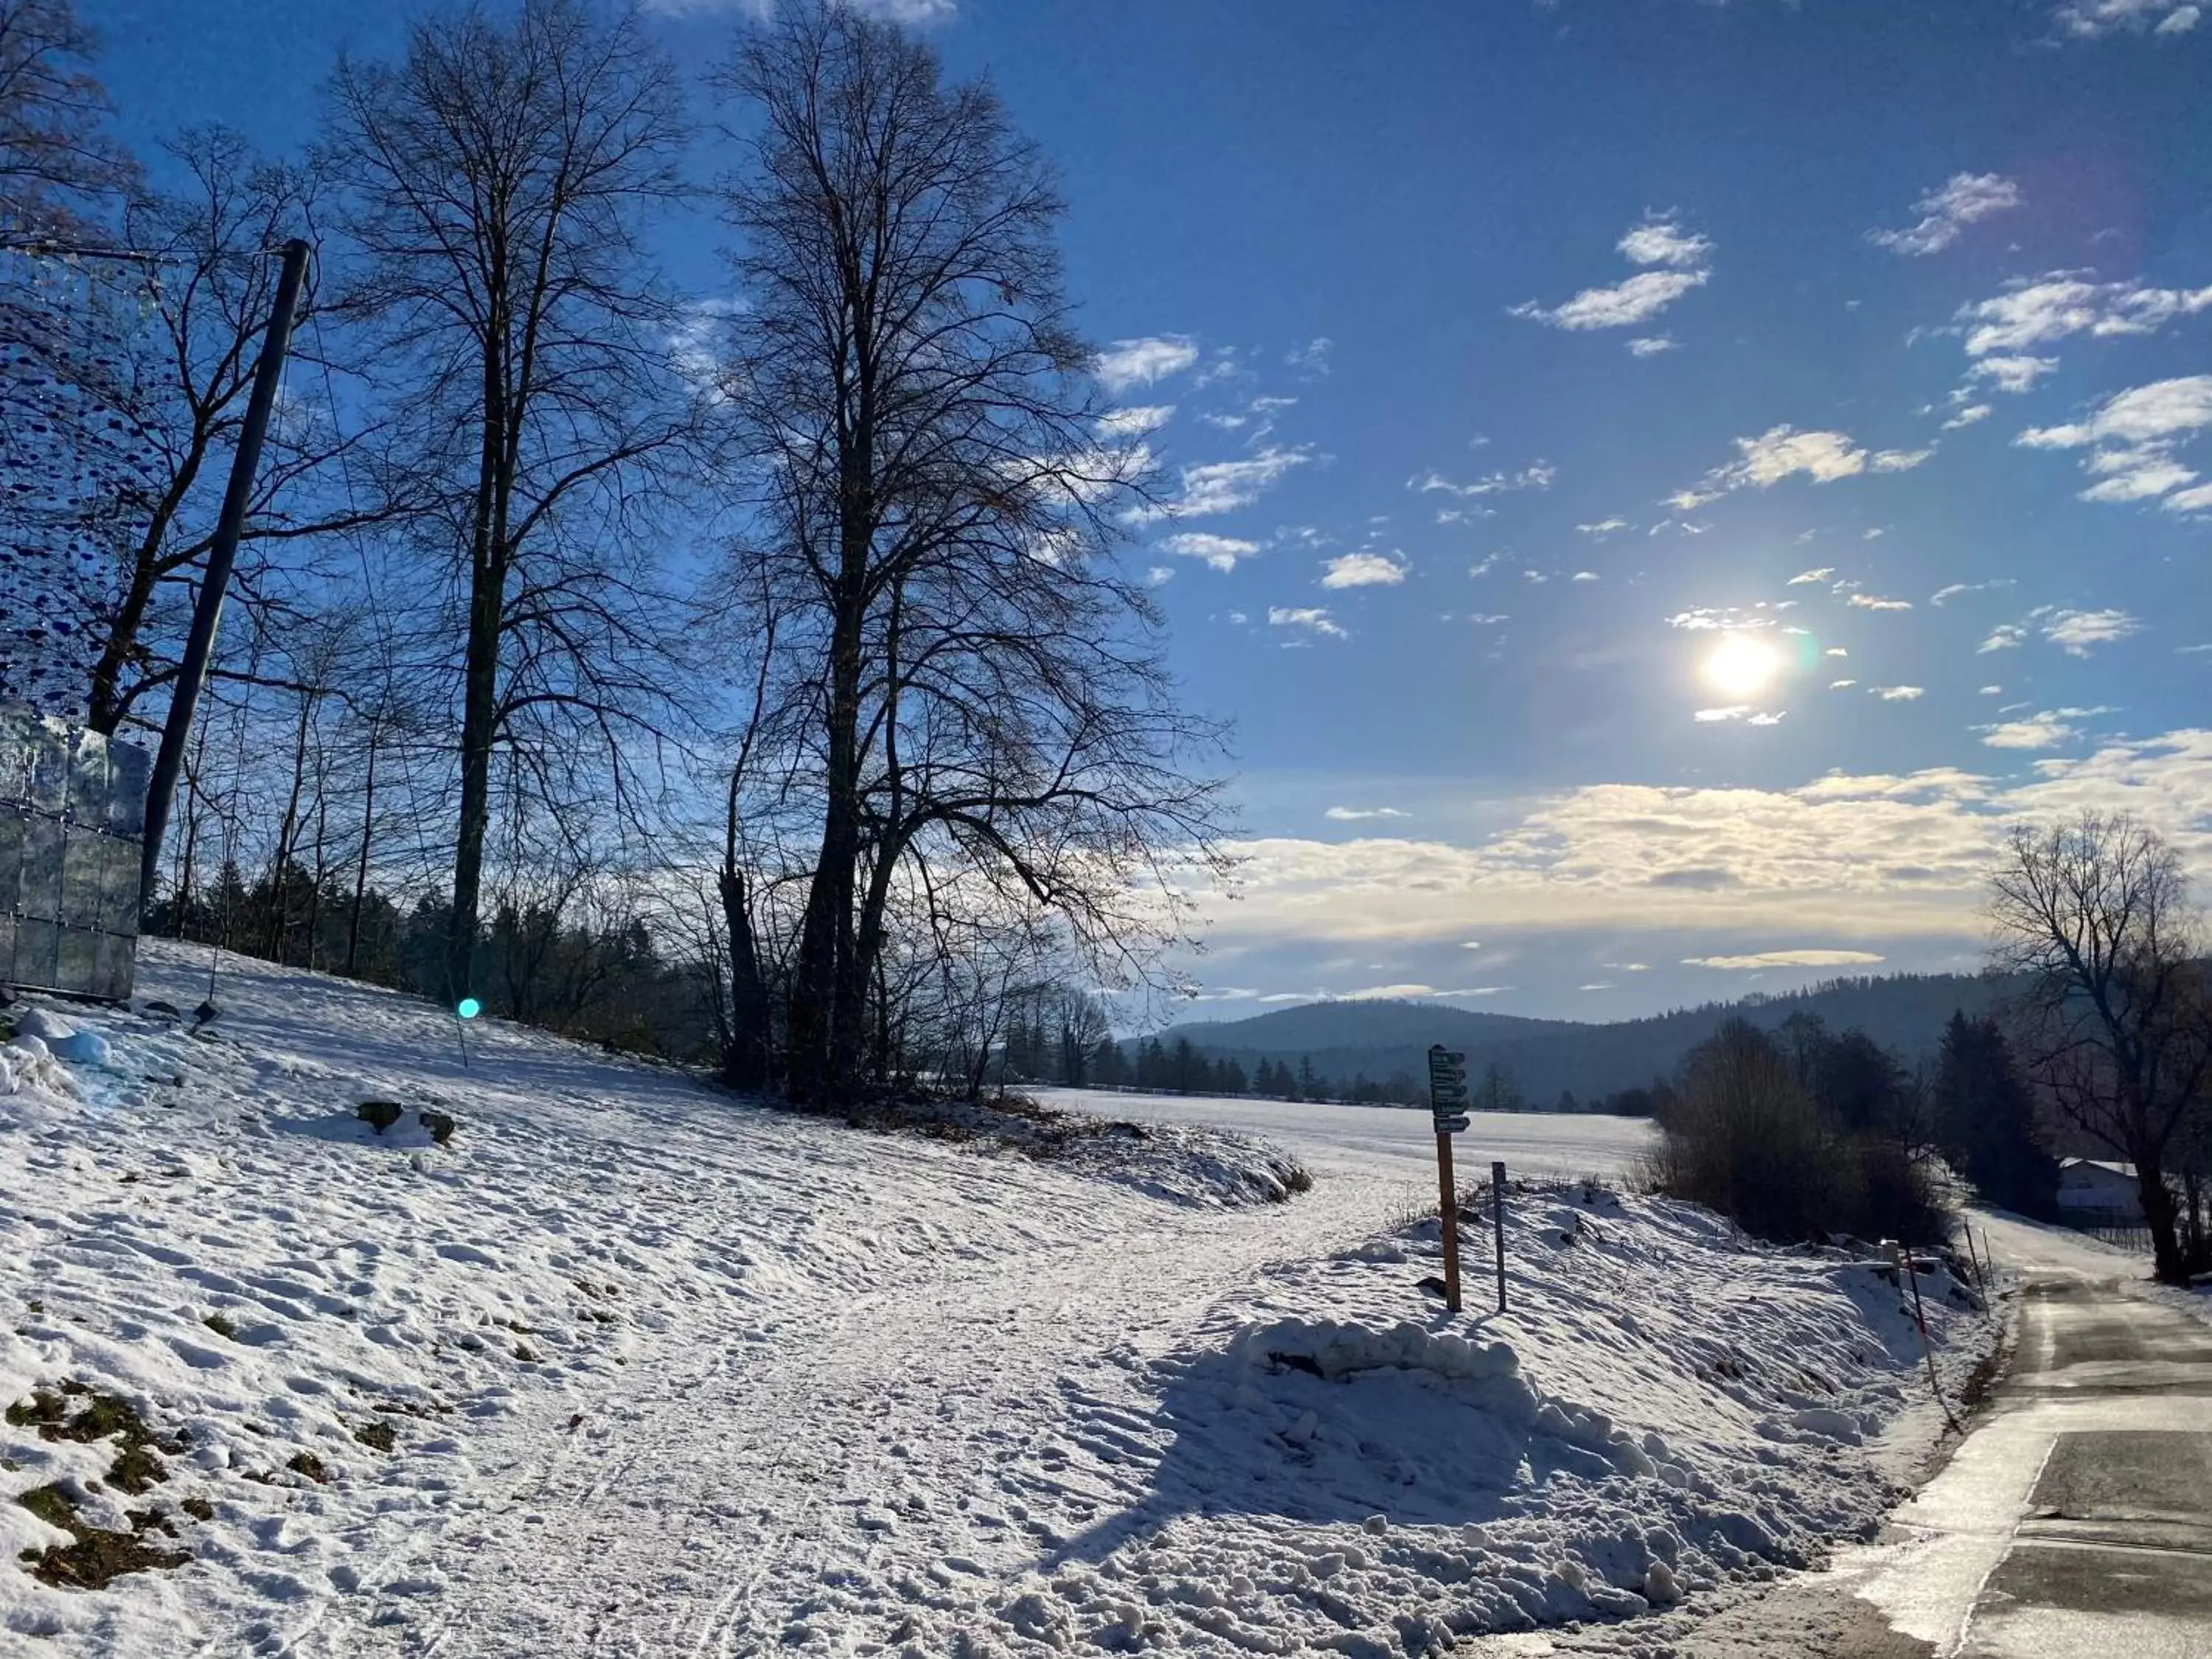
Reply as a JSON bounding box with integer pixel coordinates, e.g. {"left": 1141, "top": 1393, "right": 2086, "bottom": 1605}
{"left": 1426, "top": 1045, "right": 1470, "bottom": 1312}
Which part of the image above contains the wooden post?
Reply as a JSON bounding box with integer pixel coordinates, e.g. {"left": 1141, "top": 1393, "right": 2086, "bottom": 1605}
{"left": 1492, "top": 1159, "right": 1508, "bottom": 1314}
{"left": 1436, "top": 1131, "right": 1461, "bottom": 1312}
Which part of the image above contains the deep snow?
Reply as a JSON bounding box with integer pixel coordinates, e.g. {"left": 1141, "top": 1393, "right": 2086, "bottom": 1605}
{"left": 2, "top": 945, "right": 1993, "bottom": 1656}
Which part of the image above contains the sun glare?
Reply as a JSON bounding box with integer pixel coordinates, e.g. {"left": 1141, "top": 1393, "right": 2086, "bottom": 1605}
{"left": 1703, "top": 633, "right": 1782, "bottom": 699}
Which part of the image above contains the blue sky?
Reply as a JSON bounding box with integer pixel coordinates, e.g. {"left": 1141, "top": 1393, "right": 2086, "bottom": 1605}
{"left": 93, "top": 0, "right": 2212, "bottom": 1021}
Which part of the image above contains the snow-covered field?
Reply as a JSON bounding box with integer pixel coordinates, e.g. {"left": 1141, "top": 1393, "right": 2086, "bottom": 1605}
{"left": 1036, "top": 1088, "right": 1657, "bottom": 1192}
{"left": 2, "top": 945, "right": 1994, "bottom": 1656}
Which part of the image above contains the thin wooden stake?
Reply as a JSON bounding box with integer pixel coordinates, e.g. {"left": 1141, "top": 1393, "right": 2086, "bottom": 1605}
{"left": 1492, "top": 1159, "right": 1509, "bottom": 1314}
{"left": 1436, "top": 1133, "right": 1461, "bottom": 1312}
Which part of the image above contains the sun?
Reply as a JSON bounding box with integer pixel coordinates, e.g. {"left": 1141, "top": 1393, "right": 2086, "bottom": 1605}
{"left": 1703, "top": 633, "right": 1783, "bottom": 699}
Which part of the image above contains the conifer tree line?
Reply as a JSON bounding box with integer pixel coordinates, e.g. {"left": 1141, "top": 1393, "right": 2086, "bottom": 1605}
{"left": 2, "top": 0, "right": 1227, "bottom": 1100}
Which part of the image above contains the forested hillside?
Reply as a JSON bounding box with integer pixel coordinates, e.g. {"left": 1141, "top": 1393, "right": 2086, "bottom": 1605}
{"left": 1132, "top": 973, "right": 2015, "bottom": 1106}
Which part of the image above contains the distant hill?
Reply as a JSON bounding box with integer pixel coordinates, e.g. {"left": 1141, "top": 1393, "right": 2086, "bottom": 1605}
{"left": 1145, "top": 973, "right": 2015, "bottom": 1104}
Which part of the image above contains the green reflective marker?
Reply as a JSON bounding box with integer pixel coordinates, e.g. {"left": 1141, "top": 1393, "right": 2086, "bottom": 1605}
{"left": 457, "top": 997, "right": 481, "bottom": 1020}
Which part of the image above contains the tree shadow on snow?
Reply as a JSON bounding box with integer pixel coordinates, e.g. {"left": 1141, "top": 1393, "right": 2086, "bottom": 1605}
{"left": 1043, "top": 1323, "right": 1652, "bottom": 1571}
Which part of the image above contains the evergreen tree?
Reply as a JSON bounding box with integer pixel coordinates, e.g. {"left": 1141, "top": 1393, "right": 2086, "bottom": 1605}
{"left": 1295, "top": 1056, "right": 1321, "bottom": 1101}
{"left": 1934, "top": 1011, "right": 2059, "bottom": 1218}
{"left": 1221, "top": 1057, "right": 1248, "bottom": 1095}
{"left": 1092, "top": 1038, "right": 1127, "bottom": 1088}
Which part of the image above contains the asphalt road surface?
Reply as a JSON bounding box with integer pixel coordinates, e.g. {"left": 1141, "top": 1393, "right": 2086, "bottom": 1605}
{"left": 1830, "top": 1214, "right": 2212, "bottom": 1658}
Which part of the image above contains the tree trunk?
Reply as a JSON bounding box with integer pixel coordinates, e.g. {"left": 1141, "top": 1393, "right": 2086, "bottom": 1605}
{"left": 718, "top": 863, "right": 772, "bottom": 1092}
{"left": 347, "top": 723, "right": 378, "bottom": 978}
{"left": 787, "top": 603, "right": 863, "bottom": 1105}
{"left": 265, "top": 691, "right": 315, "bottom": 963}
{"left": 2137, "top": 1153, "right": 2186, "bottom": 1284}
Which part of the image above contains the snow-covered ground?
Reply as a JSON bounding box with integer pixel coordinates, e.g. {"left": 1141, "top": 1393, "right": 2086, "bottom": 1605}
{"left": 1036, "top": 1088, "right": 1657, "bottom": 1192}
{"left": 2, "top": 945, "right": 1994, "bottom": 1656}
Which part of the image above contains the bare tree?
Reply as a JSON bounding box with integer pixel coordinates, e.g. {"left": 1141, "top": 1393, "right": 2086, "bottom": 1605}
{"left": 326, "top": 0, "right": 694, "bottom": 1002}
{"left": 710, "top": 4, "right": 1228, "bottom": 1105}
{"left": 80, "top": 128, "right": 396, "bottom": 737}
{"left": 0, "top": 0, "right": 133, "bottom": 235}
{"left": 1989, "top": 812, "right": 2212, "bottom": 1282}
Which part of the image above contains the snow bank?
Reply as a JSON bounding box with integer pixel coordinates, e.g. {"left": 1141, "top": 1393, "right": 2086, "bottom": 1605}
{"left": 926, "top": 1183, "right": 1996, "bottom": 1655}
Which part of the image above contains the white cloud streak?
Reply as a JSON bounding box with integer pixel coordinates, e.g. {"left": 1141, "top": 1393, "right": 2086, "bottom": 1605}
{"left": 1871, "top": 173, "right": 2022, "bottom": 257}
{"left": 1095, "top": 335, "right": 1200, "bottom": 394}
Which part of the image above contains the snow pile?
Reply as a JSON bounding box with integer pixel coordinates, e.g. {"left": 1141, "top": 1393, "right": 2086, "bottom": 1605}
{"left": 921, "top": 1183, "right": 1995, "bottom": 1655}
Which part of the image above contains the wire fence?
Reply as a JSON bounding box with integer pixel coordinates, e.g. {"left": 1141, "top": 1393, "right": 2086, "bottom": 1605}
{"left": 0, "top": 705, "right": 148, "bottom": 1001}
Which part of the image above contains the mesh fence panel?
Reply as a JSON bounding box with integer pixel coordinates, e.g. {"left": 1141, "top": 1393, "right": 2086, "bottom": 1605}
{"left": 0, "top": 704, "right": 145, "bottom": 1001}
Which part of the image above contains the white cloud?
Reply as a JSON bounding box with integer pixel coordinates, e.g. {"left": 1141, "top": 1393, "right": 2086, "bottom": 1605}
{"left": 1321, "top": 551, "right": 1408, "bottom": 589}
{"left": 1942, "top": 403, "right": 1994, "bottom": 430}
{"left": 1158, "top": 532, "right": 1262, "bottom": 572}
{"left": 1683, "top": 950, "right": 1886, "bottom": 970}
{"left": 2041, "top": 607, "right": 2141, "bottom": 654}
{"left": 712, "top": 0, "right": 959, "bottom": 19}
{"left": 1268, "top": 605, "right": 1346, "bottom": 639}
{"left": 2052, "top": 0, "right": 2201, "bottom": 36}
{"left": 1618, "top": 214, "right": 1713, "bottom": 269}
{"left": 1284, "top": 337, "right": 1333, "bottom": 376}
{"left": 1872, "top": 685, "right": 1925, "bottom": 700}
{"left": 1787, "top": 567, "right": 1835, "bottom": 585}
{"left": 1969, "top": 355, "right": 2059, "bottom": 394}
{"left": 1135, "top": 445, "right": 1313, "bottom": 521}
{"left": 1871, "top": 447, "right": 1934, "bottom": 472}
{"left": 1144, "top": 565, "right": 1174, "bottom": 586}
{"left": 1848, "top": 594, "right": 1913, "bottom": 611}
{"left": 1095, "top": 335, "right": 1200, "bottom": 394}
{"left": 1871, "top": 173, "right": 2023, "bottom": 257}
{"left": 1931, "top": 580, "right": 2012, "bottom": 605}
{"left": 1959, "top": 277, "right": 2212, "bottom": 358}
{"left": 1411, "top": 462, "right": 1557, "bottom": 497}
{"left": 1571, "top": 570, "right": 1600, "bottom": 582}
{"left": 1096, "top": 404, "right": 1175, "bottom": 439}
{"left": 1980, "top": 710, "right": 2090, "bottom": 749}
{"left": 2166, "top": 481, "right": 2212, "bottom": 514}
{"left": 2079, "top": 457, "right": 2197, "bottom": 502}
{"left": 1980, "top": 684, "right": 2004, "bottom": 695}
{"left": 1204, "top": 733, "right": 2212, "bottom": 950}
{"left": 1325, "top": 806, "right": 1409, "bottom": 821}
{"left": 1577, "top": 518, "right": 1632, "bottom": 536}
{"left": 1980, "top": 624, "right": 2026, "bottom": 652}
{"left": 2016, "top": 378, "right": 2212, "bottom": 506}
{"left": 2018, "top": 375, "right": 2212, "bottom": 450}
{"left": 1678, "top": 426, "right": 1933, "bottom": 501}
{"left": 1628, "top": 335, "right": 1678, "bottom": 358}
{"left": 1514, "top": 269, "right": 1709, "bottom": 330}
{"left": 1831, "top": 679, "right": 1858, "bottom": 689}
{"left": 1695, "top": 706, "right": 1753, "bottom": 723}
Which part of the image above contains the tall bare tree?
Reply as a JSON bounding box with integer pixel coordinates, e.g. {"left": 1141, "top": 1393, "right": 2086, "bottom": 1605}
{"left": 0, "top": 0, "right": 133, "bottom": 235}
{"left": 711, "top": 4, "right": 1227, "bottom": 1104}
{"left": 326, "top": 0, "right": 692, "bottom": 1001}
{"left": 1989, "top": 812, "right": 2212, "bottom": 1282}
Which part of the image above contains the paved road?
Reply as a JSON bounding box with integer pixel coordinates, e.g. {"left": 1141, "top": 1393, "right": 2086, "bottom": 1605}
{"left": 1821, "top": 1215, "right": 2212, "bottom": 1658}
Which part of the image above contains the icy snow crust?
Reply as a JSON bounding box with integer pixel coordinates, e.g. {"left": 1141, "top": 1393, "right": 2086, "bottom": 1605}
{"left": 0, "top": 945, "right": 1992, "bottom": 1655}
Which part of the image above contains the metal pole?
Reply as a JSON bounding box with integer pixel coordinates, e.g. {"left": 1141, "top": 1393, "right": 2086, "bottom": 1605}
{"left": 1492, "top": 1159, "right": 1509, "bottom": 1314}
{"left": 139, "top": 237, "right": 312, "bottom": 912}
{"left": 1436, "top": 1132, "right": 1461, "bottom": 1312}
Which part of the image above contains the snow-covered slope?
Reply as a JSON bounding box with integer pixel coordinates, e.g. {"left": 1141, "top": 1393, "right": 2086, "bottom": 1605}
{"left": 1, "top": 945, "right": 1993, "bottom": 1656}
